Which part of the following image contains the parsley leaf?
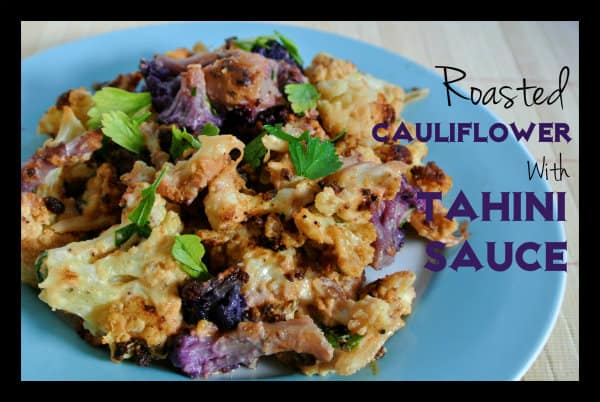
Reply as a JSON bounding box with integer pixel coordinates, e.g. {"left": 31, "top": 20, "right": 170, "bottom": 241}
{"left": 87, "top": 87, "right": 151, "bottom": 129}
{"left": 34, "top": 250, "right": 48, "bottom": 283}
{"left": 329, "top": 129, "right": 346, "bottom": 143}
{"left": 115, "top": 223, "right": 139, "bottom": 247}
{"left": 205, "top": 98, "right": 218, "bottom": 116}
{"left": 100, "top": 110, "right": 148, "bottom": 154}
{"left": 115, "top": 168, "right": 167, "bottom": 246}
{"left": 263, "top": 124, "right": 342, "bottom": 180}
{"left": 171, "top": 234, "right": 211, "bottom": 279}
{"left": 232, "top": 35, "right": 277, "bottom": 51}
{"left": 322, "top": 325, "right": 364, "bottom": 351}
{"left": 274, "top": 31, "right": 303, "bottom": 66}
{"left": 170, "top": 125, "right": 201, "bottom": 160}
{"left": 284, "top": 83, "right": 320, "bottom": 115}
{"left": 243, "top": 133, "right": 267, "bottom": 170}
{"left": 201, "top": 122, "right": 220, "bottom": 136}
{"left": 129, "top": 167, "right": 167, "bottom": 226}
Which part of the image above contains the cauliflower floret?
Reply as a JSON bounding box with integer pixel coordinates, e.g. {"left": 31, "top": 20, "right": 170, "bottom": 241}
{"left": 21, "top": 192, "right": 81, "bottom": 286}
{"left": 157, "top": 135, "right": 244, "bottom": 205}
{"left": 37, "top": 88, "right": 93, "bottom": 137}
{"left": 302, "top": 271, "right": 415, "bottom": 376}
{"left": 408, "top": 199, "right": 469, "bottom": 247}
{"left": 45, "top": 106, "right": 87, "bottom": 147}
{"left": 203, "top": 164, "right": 265, "bottom": 231}
{"left": 51, "top": 163, "right": 124, "bottom": 234}
{"left": 309, "top": 54, "right": 406, "bottom": 150}
{"left": 408, "top": 161, "right": 453, "bottom": 195}
{"left": 305, "top": 53, "right": 357, "bottom": 83}
{"left": 38, "top": 198, "right": 188, "bottom": 357}
{"left": 323, "top": 161, "right": 409, "bottom": 224}
{"left": 293, "top": 207, "right": 376, "bottom": 278}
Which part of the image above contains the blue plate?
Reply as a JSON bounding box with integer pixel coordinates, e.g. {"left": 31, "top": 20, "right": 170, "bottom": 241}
{"left": 21, "top": 22, "right": 566, "bottom": 380}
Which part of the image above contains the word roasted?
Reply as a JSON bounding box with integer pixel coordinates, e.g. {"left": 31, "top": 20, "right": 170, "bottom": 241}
{"left": 434, "top": 65, "right": 570, "bottom": 109}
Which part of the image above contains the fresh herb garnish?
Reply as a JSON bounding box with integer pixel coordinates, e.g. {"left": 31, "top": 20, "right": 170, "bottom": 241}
{"left": 201, "top": 122, "right": 220, "bottom": 136}
{"left": 322, "top": 325, "right": 364, "bottom": 351}
{"left": 100, "top": 110, "right": 149, "bottom": 154}
{"left": 115, "top": 168, "right": 167, "bottom": 246}
{"left": 34, "top": 250, "right": 48, "bottom": 283}
{"left": 191, "top": 87, "right": 197, "bottom": 97}
{"left": 284, "top": 83, "right": 320, "bottom": 115}
{"left": 274, "top": 31, "right": 303, "bottom": 66}
{"left": 171, "top": 234, "right": 211, "bottom": 279}
{"left": 243, "top": 133, "right": 267, "bottom": 170}
{"left": 232, "top": 31, "right": 303, "bottom": 66}
{"left": 87, "top": 87, "right": 151, "bottom": 129}
{"left": 263, "top": 124, "right": 342, "bottom": 180}
{"left": 170, "top": 125, "right": 201, "bottom": 160}
{"left": 206, "top": 98, "right": 218, "bottom": 116}
{"left": 329, "top": 129, "right": 346, "bottom": 143}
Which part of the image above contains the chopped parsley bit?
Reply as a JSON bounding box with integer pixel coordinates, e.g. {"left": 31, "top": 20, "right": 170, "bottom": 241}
{"left": 274, "top": 31, "right": 303, "bottom": 66}
{"left": 263, "top": 124, "right": 343, "bottom": 180}
{"left": 201, "top": 122, "right": 220, "bottom": 136}
{"left": 170, "top": 125, "right": 202, "bottom": 161}
{"left": 284, "top": 83, "right": 320, "bottom": 115}
{"left": 206, "top": 98, "right": 218, "bottom": 116}
{"left": 321, "top": 325, "right": 364, "bottom": 351}
{"left": 243, "top": 133, "right": 267, "bottom": 170}
{"left": 100, "top": 110, "right": 149, "bottom": 154}
{"left": 191, "top": 87, "right": 197, "bottom": 96}
{"left": 87, "top": 87, "right": 151, "bottom": 129}
{"left": 329, "top": 129, "right": 346, "bottom": 143}
{"left": 171, "top": 234, "right": 211, "bottom": 279}
{"left": 115, "top": 168, "right": 167, "bottom": 246}
{"left": 370, "top": 360, "right": 379, "bottom": 376}
{"left": 34, "top": 250, "right": 48, "bottom": 283}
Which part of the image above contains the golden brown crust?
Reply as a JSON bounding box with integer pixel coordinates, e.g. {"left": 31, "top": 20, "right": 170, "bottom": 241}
{"left": 157, "top": 135, "right": 244, "bottom": 205}
{"left": 165, "top": 48, "right": 193, "bottom": 59}
{"left": 20, "top": 192, "right": 80, "bottom": 286}
{"left": 301, "top": 271, "right": 415, "bottom": 376}
{"left": 101, "top": 294, "right": 182, "bottom": 348}
{"left": 408, "top": 200, "right": 469, "bottom": 247}
{"left": 37, "top": 88, "right": 93, "bottom": 136}
{"left": 306, "top": 53, "right": 357, "bottom": 83}
{"left": 410, "top": 161, "right": 453, "bottom": 195}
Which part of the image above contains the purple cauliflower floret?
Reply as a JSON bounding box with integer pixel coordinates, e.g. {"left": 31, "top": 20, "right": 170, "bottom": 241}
{"left": 140, "top": 55, "right": 184, "bottom": 113}
{"left": 180, "top": 268, "right": 249, "bottom": 330}
{"left": 170, "top": 316, "right": 333, "bottom": 378}
{"left": 370, "top": 176, "right": 425, "bottom": 268}
{"left": 221, "top": 105, "right": 289, "bottom": 143}
{"left": 252, "top": 40, "right": 302, "bottom": 70}
{"left": 170, "top": 331, "right": 260, "bottom": 379}
{"left": 157, "top": 64, "right": 222, "bottom": 132}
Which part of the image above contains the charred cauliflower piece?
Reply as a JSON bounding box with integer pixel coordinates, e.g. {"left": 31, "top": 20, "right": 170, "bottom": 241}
{"left": 21, "top": 192, "right": 81, "bottom": 286}
{"left": 38, "top": 186, "right": 188, "bottom": 360}
{"left": 307, "top": 53, "right": 406, "bottom": 149}
{"left": 37, "top": 88, "right": 93, "bottom": 137}
{"left": 302, "top": 271, "right": 416, "bottom": 376}
{"left": 157, "top": 135, "right": 244, "bottom": 205}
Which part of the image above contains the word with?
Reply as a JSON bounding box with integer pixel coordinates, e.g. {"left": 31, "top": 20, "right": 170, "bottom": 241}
{"left": 528, "top": 153, "right": 571, "bottom": 181}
